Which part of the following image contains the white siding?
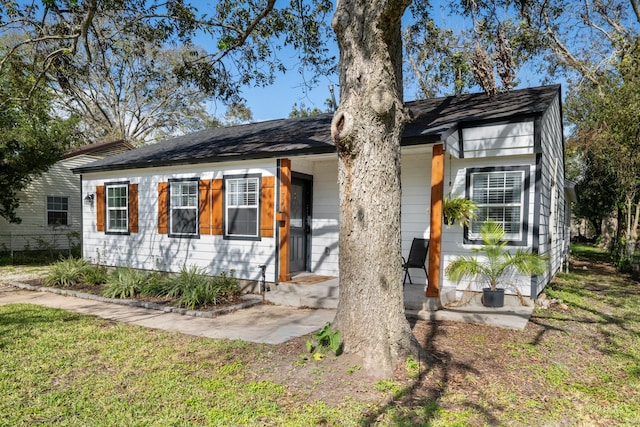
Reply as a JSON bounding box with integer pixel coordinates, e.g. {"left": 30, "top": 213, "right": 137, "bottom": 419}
{"left": 309, "top": 160, "right": 340, "bottom": 276}
{"left": 444, "top": 129, "right": 460, "bottom": 158}
{"left": 307, "top": 148, "right": 433, "bottom": 280}
{"left": 440, "top": 154, "right": 538, "bottom": 298}
{"left": 81, "top": 160, "right": 278, "bottom": 282}
{"left": 400, "top": 150, "right": 432, "bottom": 284}
{"left": 462, "top": 121, "right": 535, "bottom": 158}
{"left": 534, "top": 94, "right": 566, "bottom": 297}
{"left": 0, "top": 155, "right": 98, "bottom": 252}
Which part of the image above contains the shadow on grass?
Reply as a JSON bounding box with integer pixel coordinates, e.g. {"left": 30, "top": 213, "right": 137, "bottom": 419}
{"left": 531, "top": 245, "right": 640, "bottom": 378}
{"left": 357, "top": 316, "right": 497, "bottom": 426}
{"left": 0, "top": 304, "right": 83, "bottom": 349}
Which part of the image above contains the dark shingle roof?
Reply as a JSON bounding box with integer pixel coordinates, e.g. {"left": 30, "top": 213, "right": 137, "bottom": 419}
{"left": 73, "top": 85, "right": 560, "bottom": 174}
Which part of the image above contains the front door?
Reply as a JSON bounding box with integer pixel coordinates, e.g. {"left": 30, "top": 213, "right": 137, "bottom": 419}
{"left": 289, "top": 175, "right": 312, "bottom": 273}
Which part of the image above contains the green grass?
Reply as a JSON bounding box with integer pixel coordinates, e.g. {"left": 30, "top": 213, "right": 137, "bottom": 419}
{"left": 0, "top": 304, "right": 367, "bottom": 426}
{"left": 2, "top": 243, "right": 639, "bottom": 426}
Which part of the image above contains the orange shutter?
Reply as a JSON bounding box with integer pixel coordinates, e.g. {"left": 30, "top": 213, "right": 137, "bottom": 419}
{"left": 199, "top": 179, "right": 212, "bottom": 235}
{"left": 96, "top": 185, "right": 105, "bottom": 232}
{"left": 260, "top": 176, "right": 275, "bottom": 238}
{"left": 158, "top": 182, "right": 168, "bottom": 234}
{"left": 129, "top": 183, "right": 138, "bottom": 233}
{"left": 211, "top": 179, "right": 223, "bottom": 235}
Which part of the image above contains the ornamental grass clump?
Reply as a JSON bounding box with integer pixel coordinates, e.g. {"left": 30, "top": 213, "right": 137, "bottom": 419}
{"left": 446, "top": 219, "right": 548, "bottom": 291}
{"left": 172, "top": 266, "right": 241, "bottom": 309}
{"left": 44, "top": 257, "right": 92, "bottom": 288}
{"left": 102, "top": 267, "right": 149, "bottom": 299}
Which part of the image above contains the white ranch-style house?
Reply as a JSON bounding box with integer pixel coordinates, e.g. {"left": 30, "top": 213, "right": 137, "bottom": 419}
{"left": 73, "top": 85, "right": 573, "bottom": 305}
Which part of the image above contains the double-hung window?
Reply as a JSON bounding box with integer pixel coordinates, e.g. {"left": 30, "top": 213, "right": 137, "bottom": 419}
{"left": 47, "top": 196, "right": 69, "bottom": 226}
{"left": 225, "top": 175, "right": 260, "bottom": 239}
{"left": 169, "top": 179, "right": 199, "bottom": 236}
{"left": 466, "top": 166, "right": 529, "bottom": 245}
{"left": 106, "top": 183, "right": 129, "bottom": 233}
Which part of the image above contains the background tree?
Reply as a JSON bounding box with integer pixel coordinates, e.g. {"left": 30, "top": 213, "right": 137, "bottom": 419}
{"left": 0, "top": 51, "right": 79, "bottom": 222}
{"left": 0, "top": 0, "right": 335, "bottom": 108}
{"left": 52, "top": 38, "right": 220, "bottom": 145}
{"left": 565, "top": 63, "right": 640, "bottom": 260}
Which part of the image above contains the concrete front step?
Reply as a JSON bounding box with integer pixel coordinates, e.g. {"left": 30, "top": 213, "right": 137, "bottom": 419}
{"left": 265, "top": 279, "right": 340, "bottom": 309}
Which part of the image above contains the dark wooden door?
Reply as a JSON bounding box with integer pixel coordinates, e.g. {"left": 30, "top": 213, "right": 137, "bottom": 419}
{"left": 289, "top": 176, "right": 311, "bottom": 273}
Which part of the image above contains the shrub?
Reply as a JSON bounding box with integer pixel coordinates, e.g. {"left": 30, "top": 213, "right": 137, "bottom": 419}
{"left": 213, "top": 271, "right": 241, "bottom": 299}
{"left": 176, "top": 281, "right": 222, "bottom": 309}
{"left": 45, "top": 258, "right": 91, "bottom": 287}
{"left": 139, "top": 272, "right": 169, "bottom": 296}
{"left": 162, "top": 265, "right": 209, "bottom": 299}
{"left": 102, "top": 267, "right": 148, "bottom": 299}
{"left": 83, "top": 265, "right": 108, "bottom": 285}
{"left": 168, "top": 266, "right": 241, "bottom": 309}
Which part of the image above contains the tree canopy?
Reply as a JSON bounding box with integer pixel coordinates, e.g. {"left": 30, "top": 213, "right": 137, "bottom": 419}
{"left": 0, "top": 50, "right": 79, "bottom": 222}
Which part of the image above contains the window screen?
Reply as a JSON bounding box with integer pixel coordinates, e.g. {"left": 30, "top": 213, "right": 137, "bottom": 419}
{"left": 225, "top": 177, "right": 259, "bottom": 238}
{"left": 170, "top": 180, "right": 198, "bottom": 235}
{"left": 469, "top": 170, "right": 525, "bottom": 241}
{"left": 106, "top": 184, "right": 128, "bottom": 232}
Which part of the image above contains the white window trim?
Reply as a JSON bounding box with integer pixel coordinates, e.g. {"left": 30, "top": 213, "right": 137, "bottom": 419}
{"left": 224, "top": 176, "right": 260, "bottom": 239}
{"left": 106, "top": 183, "right": 129, "bottom": 233}
{"left": 466, "top": 168, "right": 528, "bottom": 244}
{"left": 169, "top": 179, "right": 199, "bottom": 237}
{"left": 46, "top": 196, "right": 69, "bottom": 227}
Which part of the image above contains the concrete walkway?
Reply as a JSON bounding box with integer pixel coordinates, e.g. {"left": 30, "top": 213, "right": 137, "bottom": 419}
{"left": 1, "top": 279, "right": 533, "bottom": 345}
{"left": 0, "top": 285, "right": 334, "bottom": 345}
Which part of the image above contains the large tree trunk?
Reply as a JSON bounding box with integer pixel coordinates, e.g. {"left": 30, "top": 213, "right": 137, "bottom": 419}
{"left": 331, "top": 0, "right": 420, "bottom": 378}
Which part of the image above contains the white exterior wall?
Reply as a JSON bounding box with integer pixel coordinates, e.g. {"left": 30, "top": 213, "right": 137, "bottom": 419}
{"left": 441, "top": 118, "right": 539, "bottom": 299}
{"left": 462, "top": 121, "right": 535, "bottom": 158}
{"left": 534, "top": 95, "right": 566, "bottom": 297}
{"left": 400, "top": 149, "right": 432, "bottom": 284}
{"left": 305, "top": 147, "right": 433, "bottom": 280}
{"left": 309, "top": 159, "right": 340, "bottom": 276}
{"left": 81, "top": 160, "right": 278, "bottom": 282}
{"left": 0, "top": 155, "right": 99, "bottom": 252}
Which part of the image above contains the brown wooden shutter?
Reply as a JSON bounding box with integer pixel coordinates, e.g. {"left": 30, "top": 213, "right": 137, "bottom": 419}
{"left": 96, "top": 185, "right": 105, "bottom": 232}
{"left": 129, "top": 183, "right": 138, "bottom": 233}
{"left": 158, "top": 182, "right": 168, "bottom": 234}
{"left": 199, "top": 179, "right": 212, "bottom": 235}
{"left": 211, "top": 179, "right": 223, "bottom": 235}
{"left": 260, "top": 176, "right": 275, "bottom": 238}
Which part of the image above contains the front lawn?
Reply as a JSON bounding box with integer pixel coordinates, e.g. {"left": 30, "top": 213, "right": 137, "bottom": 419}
{"left": 1, "top": 244, "right": 638, "bottom": 426}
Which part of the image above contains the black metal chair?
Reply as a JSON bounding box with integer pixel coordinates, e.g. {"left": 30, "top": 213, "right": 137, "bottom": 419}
{"left": 402, "top": 238, "right": 429, "bottom": 285}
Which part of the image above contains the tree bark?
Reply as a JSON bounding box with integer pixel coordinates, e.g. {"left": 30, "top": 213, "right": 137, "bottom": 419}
{"left": 331, "top": 0, "right": 420, "bottom": 378}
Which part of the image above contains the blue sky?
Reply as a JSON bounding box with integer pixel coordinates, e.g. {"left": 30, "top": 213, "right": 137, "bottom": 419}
{"left": 227, "top": 2, "right": 550, "bottom": 122}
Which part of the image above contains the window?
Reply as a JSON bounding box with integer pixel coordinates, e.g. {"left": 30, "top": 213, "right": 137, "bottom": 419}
{"left": 169, "top": 179, "right": 198, "bottom": 236}
{"left": 47, "top": 196, "right": 68, "bottom": 226}
{"left": 466, "top": 167, "right": 529, "bottom": 244}
{"left": 106, "top": 183, "right": 129, "bottom": 233}
{"left": 225, "top": 176, "right": 259, "bottom": 239}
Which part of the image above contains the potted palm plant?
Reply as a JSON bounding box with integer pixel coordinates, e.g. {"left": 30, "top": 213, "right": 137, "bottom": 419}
{"left": 442, "top": 196, "right": 477, "bottom": 227}
{"left": 445, "top": 220, "right": 548, "bottom": 307}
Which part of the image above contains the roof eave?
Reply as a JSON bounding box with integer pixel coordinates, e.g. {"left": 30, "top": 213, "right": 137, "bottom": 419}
{"left": 72, "top": 145, "right": 337, "bottom": 174}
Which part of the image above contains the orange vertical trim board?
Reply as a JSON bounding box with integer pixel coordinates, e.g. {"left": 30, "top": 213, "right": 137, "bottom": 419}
{"left": 199, "top": 179, "right": 212, "bottom": 235}
{"left": 129, "top": 183, "right": 139, "bottom": 233}
{"left": 96, "top": 185, "right": 105, "bottom": 232}
{"left": 427, "top": 144, "right": 444, "bottom": 297}
{"left": 260, "top": 176, "right": 275, "bottom": 238}
{"left": 158, "top": 182, "right": 168, "bottom": 234}
{"left": 278, "top": 159, "right": 292, "bottom": 282}
{"left": 211, "top": 179, "right": 224, "bottom": 235}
